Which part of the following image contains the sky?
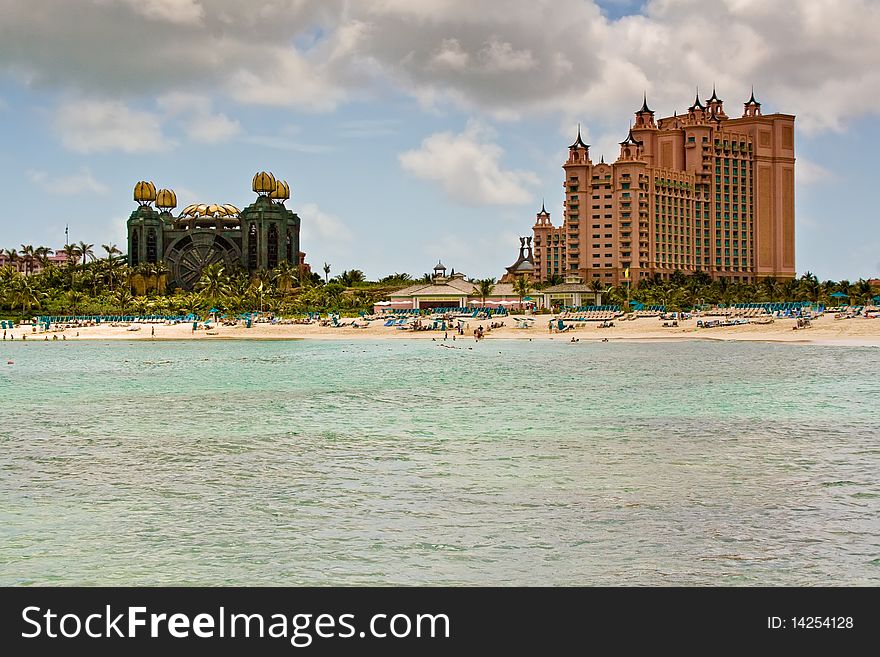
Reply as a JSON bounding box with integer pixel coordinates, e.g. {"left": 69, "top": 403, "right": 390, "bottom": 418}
{"left": 0, "top": 0, "right": 878, "bottom": 282}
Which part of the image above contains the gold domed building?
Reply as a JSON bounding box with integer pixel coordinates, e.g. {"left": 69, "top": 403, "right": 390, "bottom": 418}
{"left": 126, "top": 172, "right": 308, "bottom": 289}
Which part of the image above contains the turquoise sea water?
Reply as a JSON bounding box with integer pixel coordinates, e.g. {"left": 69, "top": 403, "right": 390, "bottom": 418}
{"left": 0, "top": 339, "right": 878, "bottom": 586}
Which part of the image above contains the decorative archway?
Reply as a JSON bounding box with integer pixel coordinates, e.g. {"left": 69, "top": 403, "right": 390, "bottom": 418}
{"left": 165, "top": 232, "right": 241, "bottom": 290}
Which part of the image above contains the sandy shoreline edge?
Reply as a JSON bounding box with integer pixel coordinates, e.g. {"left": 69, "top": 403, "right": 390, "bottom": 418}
{"left": 4, "top": 314, "right": 879, "bottom": 347}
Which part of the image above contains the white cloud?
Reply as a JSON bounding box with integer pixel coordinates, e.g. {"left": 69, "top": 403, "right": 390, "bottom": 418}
{"left": 157, "top": 92, "right": 240, "bottom": 143}
{"left": 185, "top": 112, "right": 240, "bottom": 143}
{"left": 54, "top": 99, "right": 170, "bottom": 154}
{"left": 26, "top": 167, "right": 110, "bottom": 195}
{"left": 241, "top": 135, "right": 333, "bottom": 153}
{"left": 228, "top": 48, "right": 347, "bottom": 112}
{"left": 430, "top": 38, "right": 470, "bottom": 70}
{"left": 122, "top": 0, "right": 205, "bottom": 25}
{"left": 337, "top": 118, "right": 399, "bottom": 138}
{"left": 297, "top": 202, "right": 355, "bottom": 267}
{"left": 2, "top": 1, "right": 880, "bottom": 135}
{"left": 479, "top": 38, "right": 536, "bottom": 73}
{"left": 796, "top": 158, "right": 835, "bottom": 187}
{"left": 399, "top": 121, "right": 539, "bottom": 206}
{"left": 298, "top": 202, "right": 354, "bottom": 244}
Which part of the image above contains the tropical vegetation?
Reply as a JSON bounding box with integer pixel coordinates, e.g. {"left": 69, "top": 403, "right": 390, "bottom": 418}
{"left": 0, "top": 244, "right": 876, "bottom": 321}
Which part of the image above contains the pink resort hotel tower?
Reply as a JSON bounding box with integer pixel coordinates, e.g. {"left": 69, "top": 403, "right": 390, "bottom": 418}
{"left": 532, "top": 90, "right": 796, "bottom": 285}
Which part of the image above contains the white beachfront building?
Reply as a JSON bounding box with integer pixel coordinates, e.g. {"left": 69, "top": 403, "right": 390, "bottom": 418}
{"left": 376, "top": 262, "right": 525, "bottom": 312}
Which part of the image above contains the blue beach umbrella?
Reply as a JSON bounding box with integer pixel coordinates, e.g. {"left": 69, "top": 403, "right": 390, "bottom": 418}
{"left": 830, "top": 292, "right": 848, "bottom": 299}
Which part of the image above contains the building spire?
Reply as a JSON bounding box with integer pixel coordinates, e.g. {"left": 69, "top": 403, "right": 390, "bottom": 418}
{"left": 541, "top": 198, "right": 547, "bottom": 214}
{"left": 619, "top": 126, "right": 642, "bottom": 146}
{"left": 639, "top": 91, "right": 653, "bottom": 114}
{"left": 690, "top": 86, "right": 704, "bottom": 110}
{"left": 746, "top": 85, "right": 760, "bottom": 105}
{"left": 708, "top": 84, "right": 720, "bottom": 103}
{"left": 569, "top": 123, "right": 589, "bottom": 149}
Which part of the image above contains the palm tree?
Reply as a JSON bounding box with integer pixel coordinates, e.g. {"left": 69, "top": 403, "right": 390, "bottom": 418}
{"left": 853, "top": 278, "right": 873, "bottom": 305}
{"left": 322, "top": 262, "right": 331, "bottom": 284}
{"left": 336, "top": 269, "right": 365, "bottom": 286}
{"left": 62, "top": 243, "right": 81, "bottom": 267}
{"left": 113, "top": 288, "right": 133, "bottom": 314}
{"left": 512, "top": 275, "right": 532, "bottom": 310}
{"left": 102, "top": 243, "right": 121, "bottom": 260}
{"left": 588, "top": 278, "right": 604, "bottom": 305}
{"left": 78, "top": 241, "right": 95, "bottom": 266}
{"left": 67, "top": 290, "right": 85, "bottom": 315}
{"left": 273, "top": 261, "right": 300, "bottom": 293}
{"left": 19, "top": 244, "right": 35, "bottom": 276}
{"left": 153, "top": 260, "right": 170, "bottom": 294}
{"left": 196, "top": 262, "right": 228, "bottom": 309}
{"left": 11, "top": 276, "right": 46, "bottom": 315}
{"left": 472, "top": 277, "right": 496, "bottom": 306}
{"left": 34, "top": 248, "right": 53, "bottom": 273}
{"left": 2, "top": 248, "right": 19, "bottom": 272}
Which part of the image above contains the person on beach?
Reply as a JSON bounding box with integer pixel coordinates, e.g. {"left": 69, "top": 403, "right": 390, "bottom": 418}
{"left": 151, "top": 326, "right": 155, "bottom": 337}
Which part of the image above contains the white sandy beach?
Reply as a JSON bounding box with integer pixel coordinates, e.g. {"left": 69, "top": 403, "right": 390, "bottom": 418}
{"left": 6, "top": 313, "right": 880, "bottom": 346}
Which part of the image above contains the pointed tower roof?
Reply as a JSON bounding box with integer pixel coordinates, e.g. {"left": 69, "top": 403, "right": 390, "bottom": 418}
{"left": 600, "top": 154, "right": 605, "bottom": 164}
{"left": 746, "top": 86, "right": 761, "bottom": 105}
{"left": 569, "top": 123, "right": 589, "bottom": 149}
{"left": 434, "top": 260, "right": 446, "bottom": 272}
{"left": 638, "top": 92, "right": 653, "bottom": 114}
{"left": 619, "top": 127, "right": 643, "bottom": 146}
{"left": 689, "top": 87, "right": 704, "bottom": 110}
{"left": 539, "top": 200, "right": 549, "bottom": 215}
{"left": 708, "top": 85, "right": 721, "bottom": 103}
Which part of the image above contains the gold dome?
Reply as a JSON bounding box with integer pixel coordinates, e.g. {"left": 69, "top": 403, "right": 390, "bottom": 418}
{"left": 134, "top": 180, "right": 157, "bottom": 204}
{"left": 252, "top": 171, "right": 276, "bottom": 195}
{"left": 156, "top": 188, "right": 177, "bottom": 210}
{"left": 178, "top": 203, "right": 241, "bottom": 219}
{"left": 269, "top": 179, "right": 290, "bottom": 201}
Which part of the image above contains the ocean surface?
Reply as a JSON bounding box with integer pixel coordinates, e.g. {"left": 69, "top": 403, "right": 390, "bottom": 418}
{"left": 1, "top": 338, "right": 878, "bottom": 586}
